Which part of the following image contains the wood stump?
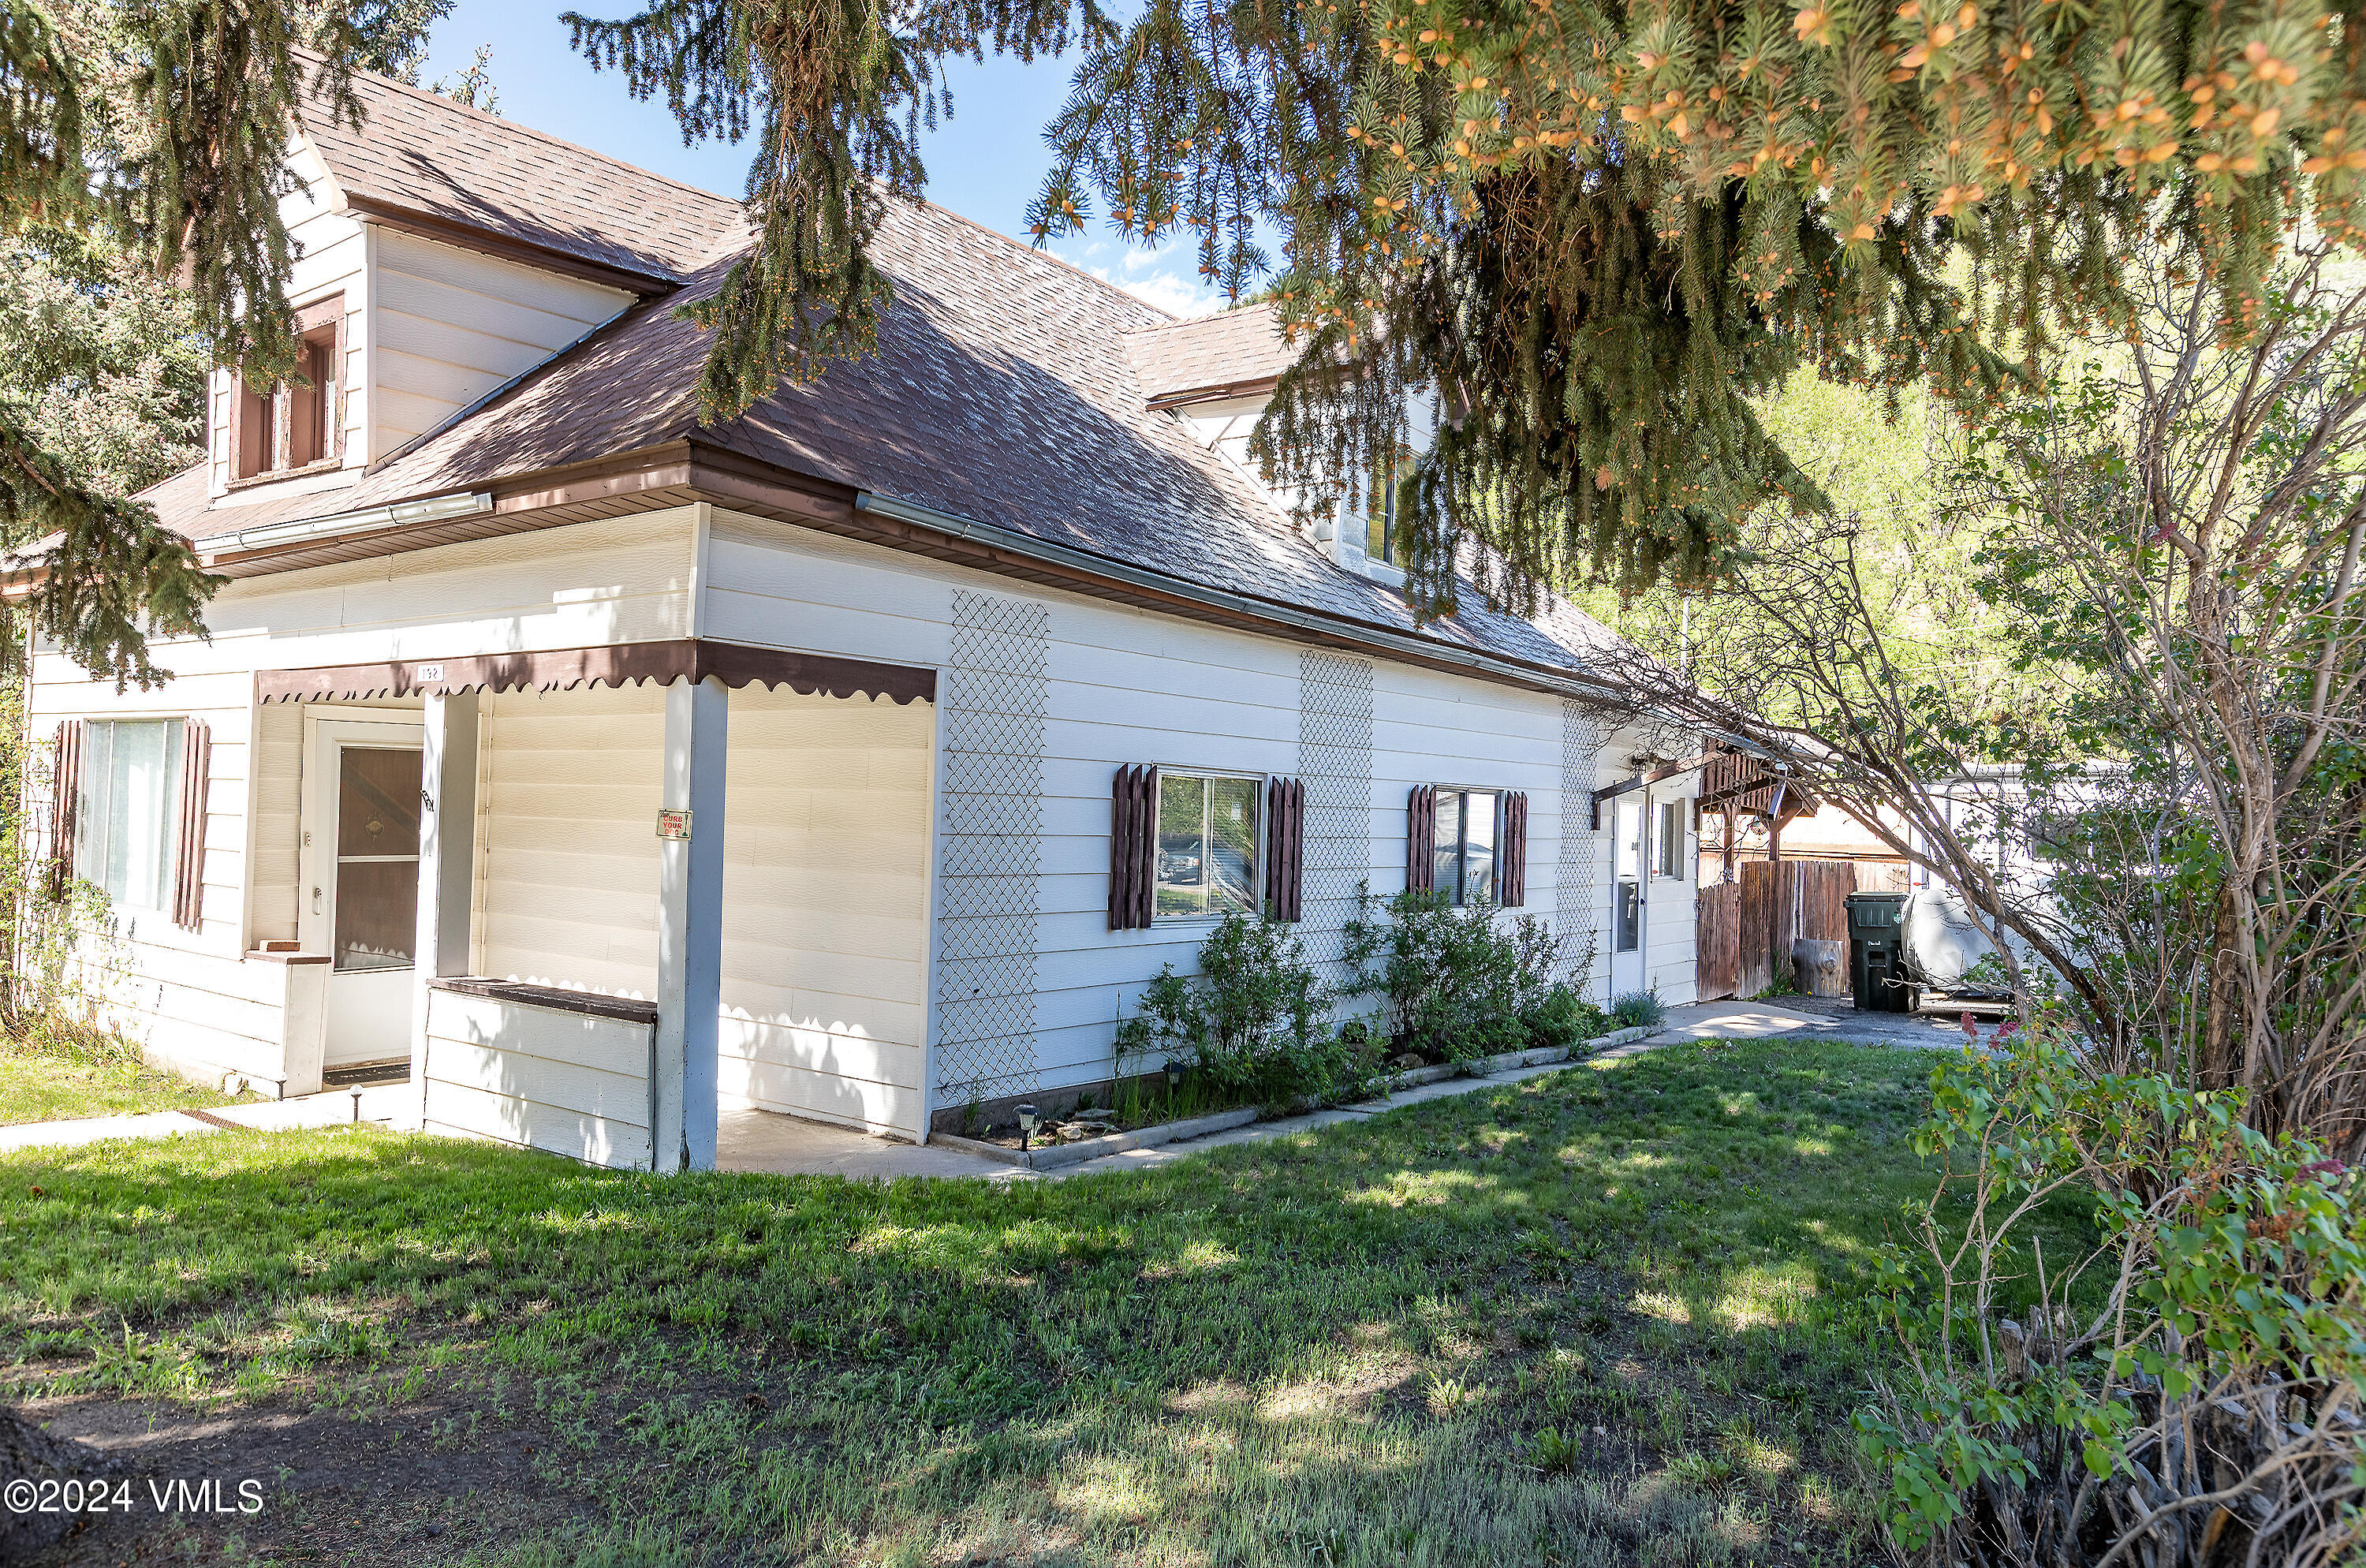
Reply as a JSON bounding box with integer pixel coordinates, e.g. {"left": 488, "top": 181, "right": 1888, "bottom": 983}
{"left": 1793, "top": 939, "right": 1847, "bottom": 999}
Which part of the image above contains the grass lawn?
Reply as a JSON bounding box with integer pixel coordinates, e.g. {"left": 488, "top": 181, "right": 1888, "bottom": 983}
{"left": 0, "top": 1036, "right": 2087, "bottom": 1568}
{"left": 0, "top": 1030, "right": 251, "bottom": 1126}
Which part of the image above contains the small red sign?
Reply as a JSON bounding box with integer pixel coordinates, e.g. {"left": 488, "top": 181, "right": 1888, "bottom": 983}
{"left": 655, "top": 808, "right": 693, "bottom": 840}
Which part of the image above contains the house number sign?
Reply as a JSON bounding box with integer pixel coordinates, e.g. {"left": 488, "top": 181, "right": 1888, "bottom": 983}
{"left": 655, "top": 809, "right": 693, "bottom": 840}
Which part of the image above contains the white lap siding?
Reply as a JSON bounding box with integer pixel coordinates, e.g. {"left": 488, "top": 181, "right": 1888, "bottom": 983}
{"left": 715, "top": 685, "right": 934, "bottom": 1137}
{"left": 368, "top": 229, "right": 629, "bottom": 461}
{"left": 1644, "top": 775, "right": 1702, "bottom": 1006}
{"left": 472, "top": 683, "right": 666, "bottom": 996}
{"left": 21, "top": 663, "right": 279, "bottom": 1090}
{"left": 698, "top": 508, "right": 1641, "bottom": 1109}
{"left": 466, "top": 680, "right": 936, "bottom": 1139}
{"left": 421, "top": 987, "right": 655, "bottom": 1170}
{"left": 22, "top": 510, "right": 699, "bottom": 1094}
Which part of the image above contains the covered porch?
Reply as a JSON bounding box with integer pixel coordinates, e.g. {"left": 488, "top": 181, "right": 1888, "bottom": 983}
{"left": 251, "top": 639, "right": 939, "bottom": 1171}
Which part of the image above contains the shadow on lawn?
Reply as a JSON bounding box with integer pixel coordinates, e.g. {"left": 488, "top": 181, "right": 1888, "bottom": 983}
{"left": 2, "top": 1040, "right": 2013, "bottom": 1565}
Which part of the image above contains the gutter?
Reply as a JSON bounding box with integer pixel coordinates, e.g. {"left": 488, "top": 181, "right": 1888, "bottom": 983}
{"left": 207, "top": 491, "right": 494, "bottom": 557}
{"left": 852, "top": 491, "right": 1629, "bottom": 707}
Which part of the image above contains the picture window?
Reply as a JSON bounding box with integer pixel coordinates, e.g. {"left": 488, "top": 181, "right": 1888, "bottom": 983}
{"left": 1155, "top": 770, "right": 1261, "bottom": 920}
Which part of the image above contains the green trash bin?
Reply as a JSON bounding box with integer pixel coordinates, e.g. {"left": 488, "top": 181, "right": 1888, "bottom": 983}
{"left": 1845, "top": 892, "right": 1916, "bottom": 1014}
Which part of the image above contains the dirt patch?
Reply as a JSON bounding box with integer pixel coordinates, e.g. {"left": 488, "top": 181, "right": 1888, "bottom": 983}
{"left": 16, "top": 1391, "right": 612, "bottom": 1566}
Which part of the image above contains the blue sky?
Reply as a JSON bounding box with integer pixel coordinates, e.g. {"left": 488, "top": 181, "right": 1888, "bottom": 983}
{"left": 412, "top": 3, "right": 1226, "bottom": 318}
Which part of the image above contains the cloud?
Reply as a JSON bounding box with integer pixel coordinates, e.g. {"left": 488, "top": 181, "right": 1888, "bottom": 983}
{"left": 1050, "top": 242, "right": 1226, "bottom": 319}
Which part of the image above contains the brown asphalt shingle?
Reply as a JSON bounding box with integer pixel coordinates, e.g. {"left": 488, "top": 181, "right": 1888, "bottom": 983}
{"left": 145, "top": 77, "right": 1621, "bottom": 681}
{"left": 298, "top": 63, "right": 737, "bottom": 283}
{"left": 1122, "top": 305, "right": 1297, "bottom": 402}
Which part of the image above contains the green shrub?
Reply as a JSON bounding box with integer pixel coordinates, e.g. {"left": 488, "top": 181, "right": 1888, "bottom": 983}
{"left": 1609, "top": 990, "right": 1666, "bottom": 1029}
{"left": 1853, "top": 1017, "right": 2366, "bottom": 1566}
{"left": 1114, "top": 913, "right": 1383, "bottom": 1107}
{"left": 1342, "top": 885, "right": 1596, "bottom": 1061}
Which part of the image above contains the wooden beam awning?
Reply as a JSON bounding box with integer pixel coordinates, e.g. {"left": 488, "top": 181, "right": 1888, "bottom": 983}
{"left": 1696, "top": 745, "right": 1819, "bottom": 819}
{"left": 257, "top": 638, "right": 936, "bottom": 706}
{"left": 1588, "top": 755, "right": 1704, "bottom": 830}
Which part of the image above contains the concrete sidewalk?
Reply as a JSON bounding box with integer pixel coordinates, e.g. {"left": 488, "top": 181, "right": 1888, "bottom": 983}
{"left": 3, "top": 996, "right": 1976, "bottom": 1173}
{"left": 0, "top": 1084, "right": 409, "bottom": 1155}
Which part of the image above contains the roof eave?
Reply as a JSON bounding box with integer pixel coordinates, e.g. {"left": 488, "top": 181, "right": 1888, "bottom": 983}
{"left": 1143, "top": 376, "right": 1283, "bottom": 412}
{"left": 342, "top": 196, "right": 684, "bottom": 297}
{"left": 9, "top": 443, "right": 1632, "bottom": 708}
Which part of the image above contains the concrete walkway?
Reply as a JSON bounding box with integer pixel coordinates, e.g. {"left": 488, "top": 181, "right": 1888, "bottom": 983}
{"left": 5, "top": 995, "right": 1991, "bottom": 1174}
{"left": 0, "top": 1084, "right": 411, "bottom": 1155}
{"left": 718, "top": 995, "right": 1987, "bottom": 1182}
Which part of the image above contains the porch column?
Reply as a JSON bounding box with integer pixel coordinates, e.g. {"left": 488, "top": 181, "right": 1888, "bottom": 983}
{"left": 411, "top": 690, "right": 480, "bottom": 1128}
{"left": 654, "top": 675, "right": 727, "bottom": 1174}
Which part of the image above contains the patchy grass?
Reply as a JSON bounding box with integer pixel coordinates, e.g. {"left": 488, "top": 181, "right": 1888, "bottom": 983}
{"left": 1, "top": 1036, "right": 2091, "bottom": 1567}
{"left": 0, "top": 1029, "right": 248, "bottom": 1126}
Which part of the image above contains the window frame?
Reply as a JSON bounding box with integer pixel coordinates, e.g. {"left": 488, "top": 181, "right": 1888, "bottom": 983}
{"left": 1654, "top": 799, "right": 1688, "bottom": 880}
{"left": 228, "top": 293, "right": 345, "bottom": 486}
{"left": 75, "top": 718, "right": 187, "bottom": 915}
{"left": 1150, "top": 765, "right": 1267, "bottom": 924}
{"left": 1425, "top": 782, "right": 1505, "bottom": 907}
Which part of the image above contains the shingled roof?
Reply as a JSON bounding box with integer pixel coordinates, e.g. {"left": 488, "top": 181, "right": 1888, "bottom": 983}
{"left": 1123, "top": 304, "right": 1297, "bottom": 406}
{"left": 138, "top": 73, "right": 1625, "bottom": 687}
{"left": 297, "top": 61, "right": 737, "bottom": 286}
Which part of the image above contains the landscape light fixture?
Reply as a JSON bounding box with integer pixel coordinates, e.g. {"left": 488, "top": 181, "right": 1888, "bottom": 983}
{"left": 1165, "top": 1060, "right": 1185, "bottom": 1091}
{"left": 1017, "top": 1103, "right": 1038, "bottom": 1151}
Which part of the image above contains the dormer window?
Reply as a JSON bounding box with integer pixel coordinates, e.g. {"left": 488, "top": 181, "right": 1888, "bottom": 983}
{"left": 1364, "top": 457, "right": 1399, "bottom": 566}
{"left": 231, "top": 296, "right": 343, "bottom": 482}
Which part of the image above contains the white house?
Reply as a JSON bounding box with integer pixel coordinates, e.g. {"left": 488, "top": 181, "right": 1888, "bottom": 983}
{"left": 13, "top": 68, "right": 1704, "bottom": 1171}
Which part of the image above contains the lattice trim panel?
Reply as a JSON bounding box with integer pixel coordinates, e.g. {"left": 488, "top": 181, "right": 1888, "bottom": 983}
{"left": 1558, "top": 701, "right": 1610, "bottom": 991}
{"left": 935, "top": 591, "right": 1050, "bottom": 1103}
{"left": 1298, "top": 650, "right": 1375, "bottom": 982}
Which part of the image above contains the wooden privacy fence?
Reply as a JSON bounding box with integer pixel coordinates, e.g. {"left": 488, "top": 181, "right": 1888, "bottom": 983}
{"left": 1695, "top": 861, "right": 1864, "bottom": 1000}
{"left": 1696, "top": 883, "right": 1742, "bottom": 1002}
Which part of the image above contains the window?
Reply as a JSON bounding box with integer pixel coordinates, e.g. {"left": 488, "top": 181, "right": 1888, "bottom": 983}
{"left": 1364, "top": 457, "right": 1399, "bottom": 565}
{"left": 76, "top": 720, "right": 184, "bottom": 912}
{"left": 232, "top": 295, "right": 342, "bottom": 481}
{"left": 1655, "top": 801, "right": 1686, "bottom": 879}
{"left": 1155, "top": 771, "right": 1260, "bottom": 919}
{"left": 1429, "top": 786, "right": 1500, "bottom": 905}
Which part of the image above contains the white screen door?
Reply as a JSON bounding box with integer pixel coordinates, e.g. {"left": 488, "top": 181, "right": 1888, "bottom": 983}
{"left": 300, "top": 713, "right": 427, "bottom": 1067}
{"left": 1610, "top": 793, "right": 1647, "bottom": 996}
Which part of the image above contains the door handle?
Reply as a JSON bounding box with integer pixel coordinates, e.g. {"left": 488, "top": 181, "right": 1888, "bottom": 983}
{"left": 312, "top": 887, "right": 322, "bottom": 915}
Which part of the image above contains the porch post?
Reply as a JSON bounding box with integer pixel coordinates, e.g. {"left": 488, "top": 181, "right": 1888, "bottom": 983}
{"left": 655, "top": 675, "right": 727, "bottom": 1174}
{"left": 411, "top": 690, "right": 480, "bottom": 1129}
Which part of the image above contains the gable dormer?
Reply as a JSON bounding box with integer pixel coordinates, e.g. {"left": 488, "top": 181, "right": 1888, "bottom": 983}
{"left": 1122, "top": 304, "right": 1433, "bottom": 588}
{"left": 207, "top": 63, "right": 740, "bottom": 506}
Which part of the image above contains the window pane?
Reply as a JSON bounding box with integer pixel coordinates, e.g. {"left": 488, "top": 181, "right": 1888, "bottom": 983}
{"left": 95, "top": 722, "right": 179, "bottom": 910}
{"left": 1616, "top": 880, "right": 1640, "bottom": 951}
{"left": 1465, "top": 791, "right": 1498, "bottom": 905}
{"left": 75, "top": 722, "right": 110, "bottom": 890}
{"left": 1614, "top": 798, "right": 1642, "bottom": 881}
{"left": 334, "top": 861, "right": 416, "bottom": 971}
{"left": 1364, "top": 461, "right": 1396, "bottom": 563}
{"left": 1432, "top": 788, "right": 1463, "bottom": 902}
{"left": 338, "top": 749, "right": 422, "bottom": 856}
{"left": 1155, "top": 773, "right": 1207, "bottom": 918}
{"left": 1208, "top": 776, "right": 1259, "bottom": 916}
{"left": 335, "top": 749, "right": 421, "bottom": 973}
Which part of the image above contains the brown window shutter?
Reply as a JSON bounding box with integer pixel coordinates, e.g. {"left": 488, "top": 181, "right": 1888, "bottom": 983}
{"left": 173, "top": 719, "right": 211, "bottom": 931}
{"left": 47, "top": 719, "right": 82, "bottom": 901}
{"left": 1406, "top": 784, "right": 1435, "bottom": 894}
{"left": 1502, "top": 791, "right": 1529, "bottom": 907}
{"left": 1264, "top": 776, "right": 1304, "bottom": 922}
{"left": 1109, "top": 764, "right": 1158, "bottom": 930}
